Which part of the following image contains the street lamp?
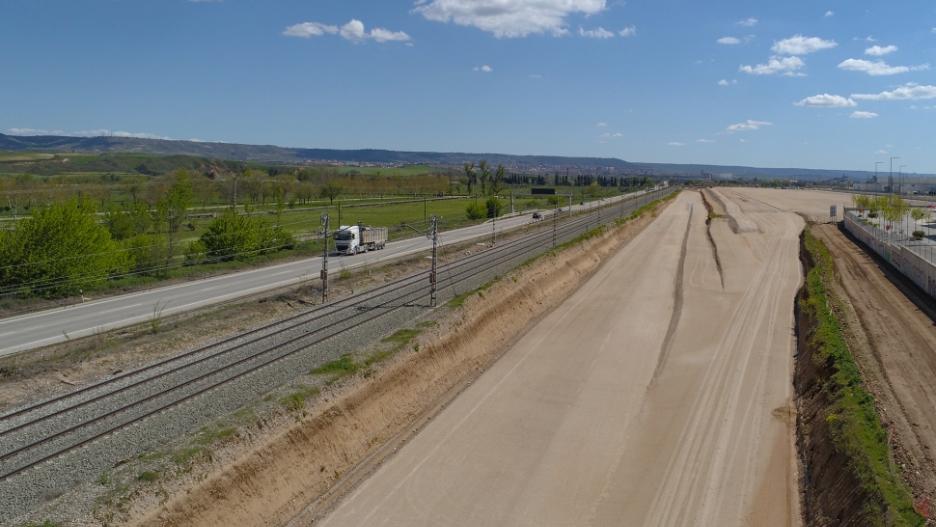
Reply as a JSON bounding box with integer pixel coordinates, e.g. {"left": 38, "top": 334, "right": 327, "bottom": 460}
{"left": 898, "top": 165, "right": 907, "bottom": 195}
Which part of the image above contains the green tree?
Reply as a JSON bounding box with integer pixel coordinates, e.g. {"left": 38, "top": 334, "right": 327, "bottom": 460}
{"left": 485, "top": 197, "right": 503, "bottom": 219}
{"left": 156, "top": 172, "right": 194, "bottom": 269}
{"left": 319, "top": 182, "right": 343, "bottom": 204}
{"left": 463, "top": 163, "right": 477, "bottom": 196}
{"left": 478, "top": 160, "right": 491, "bottom": 196}
{"left": 492, "top": 164, "right": 506, "bottom": 196}
{"left": 198, "top": 211, "right": 294, "bottom": 261}
{"left": 0, "top": 200, "right": 128, "bottom": 297}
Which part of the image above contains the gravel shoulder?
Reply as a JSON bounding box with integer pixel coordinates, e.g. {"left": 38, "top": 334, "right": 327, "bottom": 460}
{"left": 812, "top": 223, "right": 936, "bottom": 515}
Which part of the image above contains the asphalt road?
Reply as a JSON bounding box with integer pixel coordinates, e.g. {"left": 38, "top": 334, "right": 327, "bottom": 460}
{"left": 0, "top": 192, "right": 650, "bottom": 358}
{"left": 320, "top": 189, "right": 804, "bottom": 527}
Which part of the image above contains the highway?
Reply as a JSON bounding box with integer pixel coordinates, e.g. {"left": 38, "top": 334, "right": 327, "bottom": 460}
{"left": 0, "top": 192, "right": 651, "bottom": 358}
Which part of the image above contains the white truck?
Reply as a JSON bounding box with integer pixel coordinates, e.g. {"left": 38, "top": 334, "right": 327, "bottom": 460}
{"left": 334, "top": 224, "right": 389, "bottom": 255}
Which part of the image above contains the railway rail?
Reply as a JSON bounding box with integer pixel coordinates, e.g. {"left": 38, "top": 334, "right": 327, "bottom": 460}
{"left": 0, "top": 187, "right": 673, "bottom": 518}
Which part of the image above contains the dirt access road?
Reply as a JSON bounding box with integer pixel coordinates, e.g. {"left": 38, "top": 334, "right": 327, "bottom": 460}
{"left": 811, "top": 223, "right": 936, "bottom": 511}
{"left": 318, "top": 188, "right": 809, "bottom": 527}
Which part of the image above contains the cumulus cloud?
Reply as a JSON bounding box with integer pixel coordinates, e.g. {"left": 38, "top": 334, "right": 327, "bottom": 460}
{"left": 600, "top": 131, "right": 623, "bottom": 138}
{"left": 717, "top": 79, "right": 737, "bottom": 86}
{"left": 579, "top": 26, "right": 614, "bottom": 39}
{"left": 771, "top": 35, "right": 837, "bottom": 55}
{"left": 473, "top": 64, "right": 493, "bottom": 73}
{"left": 726, "top": 119, "right": 772, "bottom": 132}
{"left": 413, "top": 0, "right": 606, "bottom": 38}
{"left": 667, "top": 141, "right": 685, "bottom": 146}
{"left": 736, "top": 17, "right": 758, "bottom": 27}
{"left": 618, "top": 25, "right": 637, "bottom": 38}
{"left": 865, "top": 44, "right": 897, "bottom": 56}
{"left": 283, "top": 22, "right": 339, "bottom": 38}
{"left": 838, "top": 58, "right": 929, "bottom": 76}
{"left": 284, "top": 19, "right": 410, "bottom": 43}
{"left": 595, "top": 121, "right": 608, "bottom": 127}
{"left": 717, "top": 36, "right": 741, "bottom": 45}
{"left": 739, "top": 56, "right": 805, "bottom": 76}
{"left": 852, "top": 83, "right": 936, "bottom": 101}
{"left": 850, "top": 111, "right": 879, "bottom": 119}
{"left": 696, "top": 138, "right": 715, "bottom": 143}
{"left": 824, "top": 10, "right": 834, "bottom": 17}
{"left": 794, "top": 93, "right": 857, "bottom": 108}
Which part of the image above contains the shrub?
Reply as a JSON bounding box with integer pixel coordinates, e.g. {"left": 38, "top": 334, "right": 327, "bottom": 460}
{"left": 0, "top": 200, "right": 129, "bottom": 297}
{"left": 486, "top": 197, "right": 504, "bottom": 219}
{"left": 199, "top": 211, "right": 294, "bottom": 261}
{"left": 912, "top": 230, "right": 925, "bottom": 240}
{"left": 465, "top": 202, "right": 486, "bottom": 220}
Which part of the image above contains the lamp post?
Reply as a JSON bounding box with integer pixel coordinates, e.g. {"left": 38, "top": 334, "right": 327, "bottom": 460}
{"left": 898, "top": 165, "right": 907, "bottom": 196}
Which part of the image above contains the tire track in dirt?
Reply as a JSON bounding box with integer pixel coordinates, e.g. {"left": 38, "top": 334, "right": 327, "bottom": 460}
{"left": 698, "top": 190, "right": 726, "bottom": 289}
{"left": 651, "top": 203, "right": 694, "bottom": 383}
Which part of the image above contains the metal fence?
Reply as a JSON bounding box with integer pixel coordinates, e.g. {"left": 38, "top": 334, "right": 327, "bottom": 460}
{"left": 842, "top": 208, "right": 936, "bottom": 298}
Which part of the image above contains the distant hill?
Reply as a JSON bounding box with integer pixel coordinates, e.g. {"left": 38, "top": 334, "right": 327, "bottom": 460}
{"left": 0, "top": 132, "right": 917, "bottom": 181}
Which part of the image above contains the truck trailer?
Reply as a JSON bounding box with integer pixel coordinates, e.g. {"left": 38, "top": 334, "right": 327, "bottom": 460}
{"left": 334, "top": 224, "right": 389, "bottom": 255}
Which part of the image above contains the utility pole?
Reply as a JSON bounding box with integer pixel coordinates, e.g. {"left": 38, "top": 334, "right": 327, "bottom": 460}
{"left": 889, "top": 156, "right": 900, "bottom": 194}
{"left": 491, "top": 208, "right": 496, "bottom": 246}
{"left": 553, "top": 203, "right": 558, "bottom": 248}
{"left": 320, "top": 213, "right": 329, "bottom": 303}
{"left": 874, "top": 161, "right": 882, "bottom": 184}
{"left": 424, "top": 198, "right": 428, "bottom": 224}
{"left": 429, "top": 216, "right": 438, "bottom": 307}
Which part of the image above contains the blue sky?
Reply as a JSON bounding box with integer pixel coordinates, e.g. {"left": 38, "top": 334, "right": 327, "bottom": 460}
{"left": 2, "top": 0, "right": 935, "bottom": 171}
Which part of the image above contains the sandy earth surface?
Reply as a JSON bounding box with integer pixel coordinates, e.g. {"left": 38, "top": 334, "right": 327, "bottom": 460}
{"left": 812, "top": 223, "right": 936, "bottom": 513}
{"left": 318, "top": 188, "right": 814, "bottom": 527}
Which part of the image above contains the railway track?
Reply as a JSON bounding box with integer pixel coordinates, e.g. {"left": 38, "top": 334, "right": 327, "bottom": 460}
{"left": 0, "top": 187, "right": 673, "bottom": 517}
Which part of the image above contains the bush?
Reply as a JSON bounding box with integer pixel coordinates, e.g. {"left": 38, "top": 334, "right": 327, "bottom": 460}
{"left": 485, "top": 197, "right": 503, "bottom": 219}
{"left": 465, "top": 202, "right": 486, "bottom": 220}
{"left": 185, "top": 239, "right": 207, "bottom": 265}
{"left": 0, "top": 200, "right": 129, "bottom": 297}
{"left": 123, "top": 233, "right": 169, "bottom": 276}
{"left": 912, "top": 230, "right": 925, "bottom": 240}
{"left": 199, "top": 211, "right": 294, "bottom": 261}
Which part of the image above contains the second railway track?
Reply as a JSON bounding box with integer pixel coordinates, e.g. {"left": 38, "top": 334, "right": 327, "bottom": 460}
{"left": 0, "top": 187, "right": 673, "bottom": 519}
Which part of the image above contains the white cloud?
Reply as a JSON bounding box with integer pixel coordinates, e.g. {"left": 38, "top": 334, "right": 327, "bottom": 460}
{"left": 852, "top": 83, "right": 936, "bottom": 101}
{"left": 794, "top": 93, "right": 857, "bottom": 108}
{"left": 5, "top": 127, "right": 169, "bottom": 139}
{"left": 528, "top": 73, "right": 543, "bottom": 79}
{"left": 618, "top": 25, "right": 637, "bottom": 38}
{"left": 473, "top": 64, "right": 493, "bottom": 73}
{"left": 850, "top": 111, "right": 879, "bottom": 119}
{"left": 595, "top": 121, "right": 608, "bottom": 127}
{"left": 771, "top": 35, "right": 837, "bottom": 55}
{"left": 824, "top": 10, "right": 834, "bottom": 17}
{"left": 283, "top": 22, "right": 339, "bottom": 38}
{"left": 736, "top": 17, "right": 758, "bottom": 27}
{"left": 667, "top": 141, "right": 685, "bottom": 147}
{"left": 717, "top": 79, "right": 737, "bottom": 86}
{"left": 696, "top": 138, "right": 715, "bottom": 143}
{"left": 838, "top": 58, "right": 929, "bottom": 76}
{"left": 579, "top": 26, "right": 614, "bottom": 39}
{"left": 865, "top": 44, "right": 897, "bottom": 56}
{"left": 600, "top": 131, "right": 623, "bottom": 138}
{"left": 370, "top": 27, "right": 412, "bottom": 43}
{"left": 340, "top": 19, "right": 367, "bottom": 41}
{"left": 739, "top": 56, "right": 805, "bottom": 76}
{"left": 726, "top": 119, "right": 772, "bottom": 132}
{"left": 284, "top": 19, "right": 410, "bottom": 43}
{"left": 413, "top": 0, "right": 606, "bottom": 38}
{"left": 717, "top": 36, "right": 741, "bottom": 45}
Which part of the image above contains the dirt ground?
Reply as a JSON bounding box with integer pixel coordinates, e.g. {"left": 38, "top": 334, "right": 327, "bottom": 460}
{"left": 812, "top": 223, "right": 936, "bottom": 515}
{"left": 319, "top": 189, "right": 806, "bottom": 527}
{"left": 121, "top": 196, "right": 673, "bottom": 527}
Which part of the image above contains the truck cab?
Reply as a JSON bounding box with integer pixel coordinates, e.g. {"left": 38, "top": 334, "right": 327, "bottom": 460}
{"left": 334, "top": 224, "right": 388, "bottom": 255}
